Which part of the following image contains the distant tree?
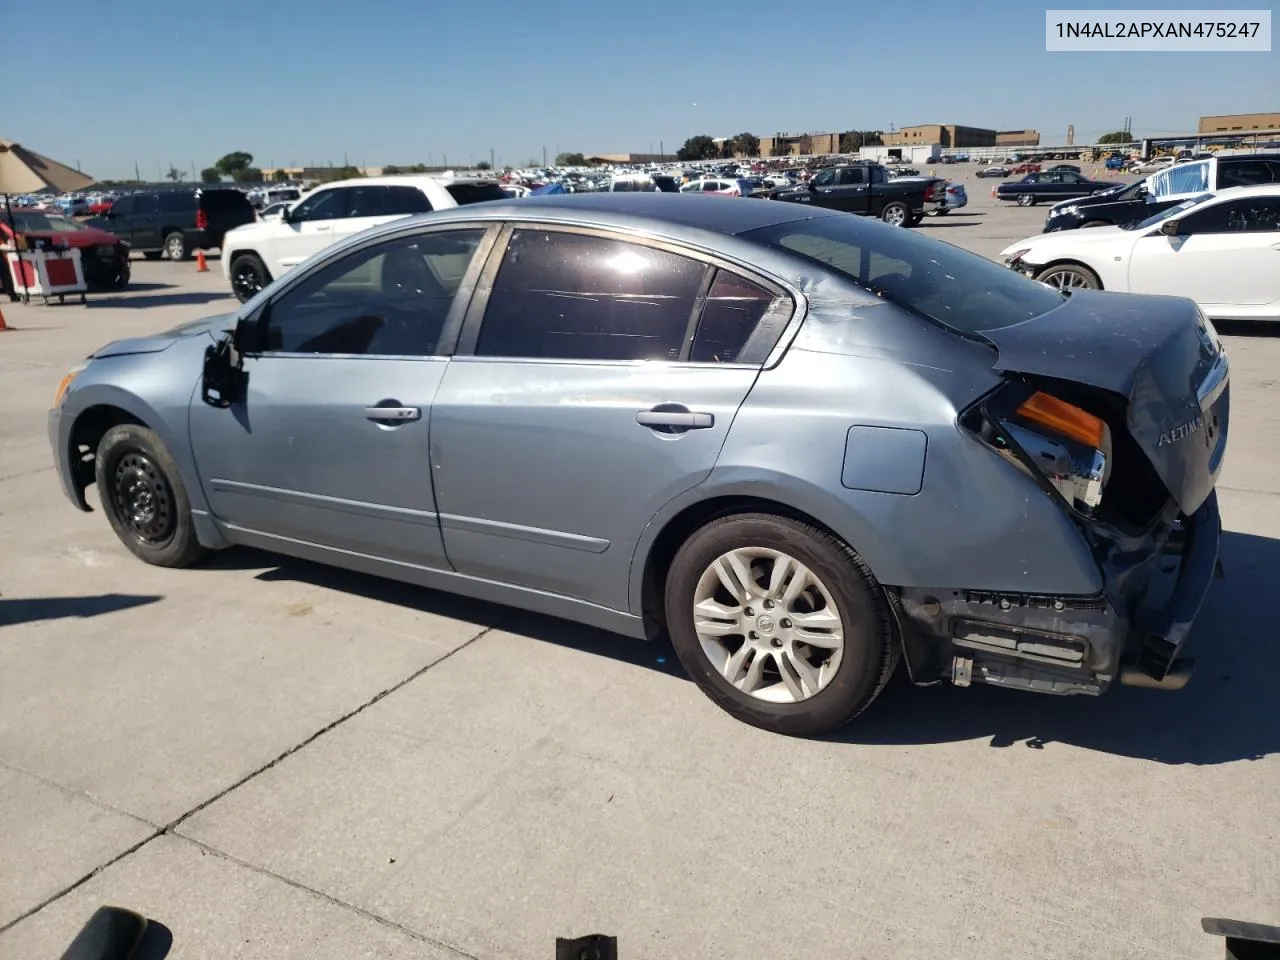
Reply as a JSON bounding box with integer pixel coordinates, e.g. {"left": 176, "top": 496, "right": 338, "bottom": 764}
{"left": 476, "top": 160, "right": 492, "bottom": 170}
{"left": 769, "top": 139, "right": 792, "bottom": 158}
{"left": 731, "top": 132, "right": 760, "bottom": 157}
{"left": 272, "top": 168, "right": 291, "bottom": 182}
{"left": 200, "top": 167, "right": 221, "bottom": 184}
{"left": 797, "top": 134, "right": 814, "bottom": 156}
{"left": 1097, "top": 130, "right": 1133, "bottom": 144}
{"left": 214, "top": 151, "right": 254, "bottom": 178}
{"left": 382, "top": 165, "right": 403, "bottom": 175}
{"left": 312, "top": 166, "right": 364, "bottom": 183}
{"left": 407, "top": 163, "right": 429, "bottom": 173}
{"left": 232, "top": 167, "right": 263, "bottom": 183}
{"left": 838, "top": 131, "right": 882, "bottom": 153}
{"left": 556, "top": 152, "right": 586, "bottom": 166}
{"left": 676, "top": 135, "right": 719, "bottom": 161}
{"left": 165, "top": 165, "right": 186, "bottom": 182}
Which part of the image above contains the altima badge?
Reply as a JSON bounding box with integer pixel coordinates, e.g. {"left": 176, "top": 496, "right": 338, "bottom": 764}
{"left": 1158, "top": 416, "right": 1203, "bottom": 446}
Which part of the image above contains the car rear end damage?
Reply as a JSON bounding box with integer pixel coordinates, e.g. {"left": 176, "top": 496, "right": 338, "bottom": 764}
{"left": 893, "top": 292, "right": 1228, "bottom": 697}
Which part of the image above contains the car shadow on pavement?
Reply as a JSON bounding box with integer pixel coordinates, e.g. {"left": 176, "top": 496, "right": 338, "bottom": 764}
{"left": 838, "top": 529, "right": 1280, "bottom": 765}
{"left": 0, "top": 593, "right": 161, "bottom": 627}
{"left": 1216, "top": 320, "right": 1280, "bottom": 339}
{"left": 197, "top": 548, "right": 687, "bottom": 678}
{"left": 89, "top": 292, "right": 232, "bottom": 310}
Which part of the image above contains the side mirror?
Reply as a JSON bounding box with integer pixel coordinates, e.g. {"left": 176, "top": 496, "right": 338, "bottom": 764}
{"left": 201, "top": 333, "right": 247, "bottom": 407}
{"left": 278, "top": 205, "right": 293, "bottom": 224}
{"left": 1160, "top": 219, "right": 1182, "bottom": 237}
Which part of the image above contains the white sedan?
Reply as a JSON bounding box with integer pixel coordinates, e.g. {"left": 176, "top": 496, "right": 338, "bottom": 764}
{"left": 1000, "top": 184, "right": 1280, "bottom": 322}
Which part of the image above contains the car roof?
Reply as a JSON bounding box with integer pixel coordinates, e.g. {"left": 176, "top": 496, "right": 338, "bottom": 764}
{"left": 446, "top": 192, "right": 842, "bottom": 235}
{"left": 312, "top": 175, "right": 500, "bottom": 190}
{"left": 1209, "top": 183, "right": 1280, "bottom": 198}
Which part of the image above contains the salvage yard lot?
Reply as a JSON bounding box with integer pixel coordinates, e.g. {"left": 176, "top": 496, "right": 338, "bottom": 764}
{"left": 2, "top": 176, "right": 1278, "bottom": 960}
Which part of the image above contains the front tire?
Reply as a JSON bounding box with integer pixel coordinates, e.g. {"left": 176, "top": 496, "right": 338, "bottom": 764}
{"left": 229, "top": 253, "right": 271, "bottom": 303}
{"left": 664, "top": 513, "right": 898, "bottom": 736}
{"left": 95, "top": 424, "right": 207, "bottom": 568}
{"left": 1034, "top": 262, "right": 1102, "bottom": 291}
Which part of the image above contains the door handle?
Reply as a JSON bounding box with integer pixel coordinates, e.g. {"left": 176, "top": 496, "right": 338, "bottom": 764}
{"left": 636, "top": 409, "right": 714, "bottom": 429}
{"left": 364, "top": 405, "right": 421, "bottom": 423}
{"left": 315, "top": 225, "right": 332, "bottom": 232}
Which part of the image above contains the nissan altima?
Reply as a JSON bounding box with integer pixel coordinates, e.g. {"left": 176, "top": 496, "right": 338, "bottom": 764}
{"left": 48, "top": 193, "right": 1229, "bottom": 735}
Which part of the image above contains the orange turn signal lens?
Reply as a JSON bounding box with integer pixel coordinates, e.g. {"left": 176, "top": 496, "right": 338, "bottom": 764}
{"left": 1016, "top": 391, "right": 1105, "bottom": 449}
{"left": 53, "top": 368, "right": 82, "bottom": 407}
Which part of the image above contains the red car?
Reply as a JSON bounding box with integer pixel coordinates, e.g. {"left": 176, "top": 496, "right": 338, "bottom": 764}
{"left": 1, "top": 208, "right": 130, "bottom": 291}
{"left": 1009, "top": 162, "right": 1043, "bottom": 174}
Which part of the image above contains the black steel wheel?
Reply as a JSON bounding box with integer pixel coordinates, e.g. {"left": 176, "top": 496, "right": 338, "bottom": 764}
{"left": 95, "top": 424, "right": 208, "bottom": 567}
{"left": 230, "top": 253, "right": 271, "bottom": 303}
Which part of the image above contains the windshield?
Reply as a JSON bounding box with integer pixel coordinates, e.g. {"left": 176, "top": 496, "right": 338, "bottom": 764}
{"left": 445, "top": 182, "right": 507, "bottom": 205}
{"left": 9, "top": 212, "right": 87, "bottom": 232}
{"left": 746, "top": 215, "right": 1066, "bottom": 334}
{"left": 1125, "top": 193, "right": 1211, "bottom": 231}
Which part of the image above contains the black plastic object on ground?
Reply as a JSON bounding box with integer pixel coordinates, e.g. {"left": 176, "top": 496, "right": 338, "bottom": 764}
{"left": 1203, "top": 917, "right": 1280, "bottom": 960}
{"left": 556, "top": 933, "right": 618, "bottom": 960}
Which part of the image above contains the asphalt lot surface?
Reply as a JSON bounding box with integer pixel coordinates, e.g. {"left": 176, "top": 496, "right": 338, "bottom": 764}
{"left": 3, "top": 173, "right": 1278, "bottom": 960}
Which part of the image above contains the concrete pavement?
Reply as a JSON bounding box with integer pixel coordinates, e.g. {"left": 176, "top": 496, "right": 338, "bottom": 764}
{"left": 1, "top": 188, "right": 1277, "bottom": 960}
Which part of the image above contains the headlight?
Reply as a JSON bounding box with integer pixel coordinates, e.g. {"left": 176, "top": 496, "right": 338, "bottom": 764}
{"left": 54, "top": 363, "right": 87, "bottom": 407}
{"left": 1056, "top": 205, "right": 1078, "bottom": 216}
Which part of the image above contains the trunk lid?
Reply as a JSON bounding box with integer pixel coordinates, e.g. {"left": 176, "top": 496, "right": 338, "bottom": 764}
{"left": 976, "top": 290, "right": 1228, "bottom": 515}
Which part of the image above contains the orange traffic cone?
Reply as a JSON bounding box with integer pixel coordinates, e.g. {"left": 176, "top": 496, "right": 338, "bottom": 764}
{"left": 990, "top": 184, "right": 997, "bottom": 198}
{"left": 196, "top": 250, "right": 208, "bottom": 273}
{"left": 0, "top": 304, "right": 9, "bottom": 332}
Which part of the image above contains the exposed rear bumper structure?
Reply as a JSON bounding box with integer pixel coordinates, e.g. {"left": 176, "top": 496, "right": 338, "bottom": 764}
{"left": 893, "top": 490, "right": 1222, "bottom": 696}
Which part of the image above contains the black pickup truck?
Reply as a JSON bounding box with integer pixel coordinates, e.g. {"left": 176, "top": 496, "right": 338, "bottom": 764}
{"left": 767, "top": 163, "right": 945, "bottom": 226}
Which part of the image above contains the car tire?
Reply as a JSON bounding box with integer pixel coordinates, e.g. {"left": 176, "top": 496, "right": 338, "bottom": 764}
{"left": 95, "top": 424, "right": 208, "bottom": 568}
{"left": 229, "top": 253, "right": 272, "bottom": 303}
{"left": 664, "top": 513, "right": 898, "bottom": 736}
{"left": 164, "top": 231, "right": 189, "bottom": 261}
{"left": 108, "top": 262, "right": 130, "bottom": 290}
{"left": 880, "top": 202, "right": 910, "bottom": 227}
{"left": 1034, "top": 263, "right": 1102, "bottom": 291}
{"left": 142, "top": 251, "right": 163, "bottom": 261}
{"left": 1017, "top": 194, "right": 1036, "bottom": 207}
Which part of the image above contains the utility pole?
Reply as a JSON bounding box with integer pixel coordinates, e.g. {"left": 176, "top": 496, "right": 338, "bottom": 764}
{"left": 660, "top": 140, "right": 664, "bottom": 159}
{"left": 190, "top": 160, "right": 196, "bottom": 180}
{"left": 490, "top": 147, "right": 495, "bottom": 168}
{"left": 134, "top": 161, "right": 141, "bottom": 182}
{"left": 542, "top": 145, "right": 547, "bottom": 166}
{"left": 156, "top": 161, "right": 163, "bottom": 181}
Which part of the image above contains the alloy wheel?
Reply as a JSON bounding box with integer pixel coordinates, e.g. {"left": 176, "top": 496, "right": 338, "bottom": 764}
{"left": 232, "top": 260, "right": 266, "bottom": 301}
{"left": 167, "top": 235, "right": 185, "bottom": 259}
{"left": 1038, "top": 268, "right": 1095, "bottom": 290}
{"left": 882, "top": 206, "right": 906, "bottom": 226}
{"left": 692, "top": 547, "right": 845, "bottom": 704}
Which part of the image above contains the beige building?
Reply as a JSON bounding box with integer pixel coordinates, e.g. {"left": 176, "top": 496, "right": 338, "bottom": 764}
{"left": 1198, "top": 113, "right": 1280, "bottom": 134}
{"left": 883, "top": 124, "right": 999, "bottom": 148}
{"left": 996, "top": 129, "right": 1040, "bottom": 147}
{"left": 584, "top": 153, "right": 668, "bottom": 164}
{"left": 757, "top": 132, "right": 840, "bottom": 157}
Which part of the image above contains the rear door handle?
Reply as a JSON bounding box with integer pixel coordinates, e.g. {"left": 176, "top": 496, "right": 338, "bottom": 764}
{"left": 365, "top": 405, "right": 421, "bottom": 423}
{"left": 636, "top": 409, "right": 714, "bottom": 429}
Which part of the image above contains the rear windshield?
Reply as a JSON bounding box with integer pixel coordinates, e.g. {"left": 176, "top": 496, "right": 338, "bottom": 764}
{"left": 745, "top": 215, "right": 1065, "bottom": 334}
{"left": 445, "top": 182, "right": 507, "bottom": 205}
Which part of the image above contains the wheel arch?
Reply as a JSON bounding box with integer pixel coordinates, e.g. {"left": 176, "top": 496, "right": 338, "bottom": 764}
{"left": 66, "top": 402, "right": 148, "bottom": 509}
{"left": 630, "top": 478, "right": 901, "bottom": 639}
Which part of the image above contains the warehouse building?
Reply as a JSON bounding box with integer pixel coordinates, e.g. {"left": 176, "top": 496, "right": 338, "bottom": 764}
{"left": 1198, "top": 112, "right": 1280, "bottom": 134}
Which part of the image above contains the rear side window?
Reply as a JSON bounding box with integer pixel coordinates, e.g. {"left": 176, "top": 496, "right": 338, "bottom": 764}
{"left": 747, "top": 215, "right": 1065, "bottom": 335}
{"left": 691, "top": 271, "right": 777, "bottom": 363}
{"left": 385, "top": 185, "right": 432, "bottom": 214}
{"left": 445, "top": 182, "right": 507, "bottom": 205}
{"left": 1218, "top": 160, "right": 1280, "bottom": 188}
{"left": 476, "top": 230, "right": 706, "bottom": 361}
{"left": 198, "top": 190, "right": 253, "bottom": 216}
{"left": 159, "top": 192, "right": 196, "bottom": 213}
{"left": 345, "top": 186, "right": 387, "bottom": 218}
{"left": 133, "top": 194, "right": 158, "bottom": 215}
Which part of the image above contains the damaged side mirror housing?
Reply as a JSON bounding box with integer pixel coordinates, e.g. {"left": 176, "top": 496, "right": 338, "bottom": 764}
{"left": 201, "top": 322, "right": 251, "bottom": 408}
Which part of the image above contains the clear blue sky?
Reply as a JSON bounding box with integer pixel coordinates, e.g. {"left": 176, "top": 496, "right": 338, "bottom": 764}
{"left": 9, "top": 0, "right": 1277, "bottom": 179}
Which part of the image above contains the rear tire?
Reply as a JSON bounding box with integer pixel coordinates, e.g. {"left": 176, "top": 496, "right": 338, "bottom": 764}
{"left": 880, "top": 202, "right": 910, "bottom": 226}
{"left": 1017, "top": 193, "right": 1036, "bottom": 207}
{"left": 164, "top": 231, "right": 189, "bottom": 261}
{"left": 95, "top": 424, "right": 207, "bottom": 568}
{"left": 664, "top": 513, "right": 898, "bottom": 736}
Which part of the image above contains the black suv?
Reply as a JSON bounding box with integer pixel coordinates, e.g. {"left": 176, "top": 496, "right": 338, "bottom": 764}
{"left": 1043, "top": 154, "right": 1280, "bottom": 232}
{"left": 89, "top": 187, "right": 256, "bottom": 260}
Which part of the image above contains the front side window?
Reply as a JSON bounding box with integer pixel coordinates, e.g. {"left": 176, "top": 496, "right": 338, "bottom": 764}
{"left": 747, "top": 215, "right": 1065, "bottom": 335}
{"left": 475, "top": 230, "right": 706, "bottom": 361}
{"left": 288, "top": 188, "right": 346, "bottom": 223}
{"left": 810, "top": 169, "right": 837, "bottom": 187}
{"left": 259, "top": 229, "right": 485, "bottom": 357}
{"left": 837, "top": 168, "right": 866, "bottom": 186}
{"left": 345, "top": 186, "right": 387, "bottom": 218}
{"left": 109, "top": 197, "right": 134, "bottom": 217}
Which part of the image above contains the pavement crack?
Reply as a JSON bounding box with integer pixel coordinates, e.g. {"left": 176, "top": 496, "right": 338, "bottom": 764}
{"left": 0, "top": 832, "right": 163, "bottom": 935}
{"left": 0, "top": 616, "right": 511, "bottom": 935}
{"left": 165, "top": 616, "right": 512, "bottom": 833}
{"left": 0, "top": 466, "right": 52, "bottom": 484}
{"left": 0, "top": 758, "right": 161, "bottom": 831}
{"left": 172, "top": 834, "right": 482, "bottom": 960}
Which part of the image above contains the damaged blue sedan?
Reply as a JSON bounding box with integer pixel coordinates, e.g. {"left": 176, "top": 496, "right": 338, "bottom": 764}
{"left": 48, "top": 194, "right": 1228, "bottom": 735}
